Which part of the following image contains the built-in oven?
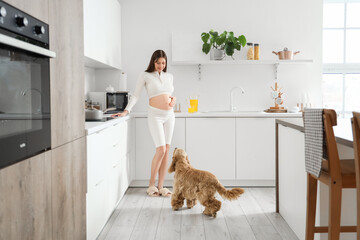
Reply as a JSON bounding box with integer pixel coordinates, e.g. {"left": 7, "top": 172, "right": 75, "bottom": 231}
{"left": 0, "top": 0, "right": 56, "bottom": 169}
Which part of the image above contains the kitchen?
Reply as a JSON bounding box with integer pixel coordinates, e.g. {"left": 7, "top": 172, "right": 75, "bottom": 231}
{"left": 0, "top": 0, "right": 359, "bottom": 240}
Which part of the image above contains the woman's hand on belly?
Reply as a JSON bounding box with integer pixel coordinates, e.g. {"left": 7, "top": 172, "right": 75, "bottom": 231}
{"left": 169, "top": 96, "right": 176, "bottom": 107}
{"left": 149, "top": 94, "right": 173, "bottom": 110}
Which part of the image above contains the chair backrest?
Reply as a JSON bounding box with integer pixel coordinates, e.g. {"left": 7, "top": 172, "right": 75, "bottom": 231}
{"left": 323, "top": 109, "right": 341, "bottom": 179}
{"left": 352, "top": 112, "right": 360, "bottom": 179}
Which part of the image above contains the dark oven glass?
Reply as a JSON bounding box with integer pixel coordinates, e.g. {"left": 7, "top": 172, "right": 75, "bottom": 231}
{"left": 106, "top": 92, "right": 128, "bottom": 113}
{"left": 0, "top": 43, "right": 51, "bottom": 168}
{"left": 0, "top": 0, "right": 53, "bottom": 169}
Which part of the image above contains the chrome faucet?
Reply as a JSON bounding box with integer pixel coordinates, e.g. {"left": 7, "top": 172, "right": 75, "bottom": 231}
{"left": 230, "top": 86, "right": 245, "bottom": 112}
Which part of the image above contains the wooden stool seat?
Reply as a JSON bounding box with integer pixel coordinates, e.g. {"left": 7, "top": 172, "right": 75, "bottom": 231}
{"left": 320, "top": 159, "right": 356, "bottom": 188}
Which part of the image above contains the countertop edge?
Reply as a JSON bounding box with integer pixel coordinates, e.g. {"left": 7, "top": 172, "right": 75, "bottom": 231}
{"left": 85, "top": 115, "right": 132, "bottom": 135}
{"left": 276, "top": 119, "right": 354, "bottom": 148}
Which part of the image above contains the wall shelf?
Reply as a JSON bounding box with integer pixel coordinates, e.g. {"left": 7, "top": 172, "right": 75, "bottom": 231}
{"left": 171, "top": 59, "right": 313, "bottom": 66}
{"left": 171, "top": 59, "right": 313, "bottom": 80}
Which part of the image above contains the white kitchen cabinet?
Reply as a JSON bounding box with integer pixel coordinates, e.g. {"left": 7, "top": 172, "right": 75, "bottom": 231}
{"left": 185, "top": 118, "right": 236, "bottom": 180}
{"left": 128, "top": 118, "right": 136, "bottom": 182}
{"left": 86, "top": 177, "right": 109, "bottom": 240}
{"left": 135, "top": 118, "right": 186, "bottom": 180}
{"left": 86, "top": 127, "right": 112, "bottom": 192}
{"left": 278, "top": 124, "right": 308, "bottom": 240}
{"left": 86, "top": 119, "right": 132, "bottom": 240}
{"left": 83, "top": 0, "right": 121, "bottom": 69}
{"left": 236, "top": 118, "right": 275, "bottom": 181}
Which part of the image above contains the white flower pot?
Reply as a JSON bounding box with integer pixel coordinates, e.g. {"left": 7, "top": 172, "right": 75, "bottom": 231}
{"left": 210, "top": 48, "right": 225, "bottom": 60}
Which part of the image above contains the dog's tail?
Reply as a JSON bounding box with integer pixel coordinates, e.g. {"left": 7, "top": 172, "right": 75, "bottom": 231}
{"left": 215, "top": 181, "right": 244, "bottom": 200}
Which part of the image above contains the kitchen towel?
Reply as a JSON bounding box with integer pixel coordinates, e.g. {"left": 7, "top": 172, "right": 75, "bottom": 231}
{"left": 303, "top": 108, "right": 327, "bottom": 178}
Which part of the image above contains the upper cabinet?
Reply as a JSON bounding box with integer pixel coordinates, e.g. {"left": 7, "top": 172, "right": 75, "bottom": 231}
{"left": 83, "top": 0, "right": 121, "bottom": 69}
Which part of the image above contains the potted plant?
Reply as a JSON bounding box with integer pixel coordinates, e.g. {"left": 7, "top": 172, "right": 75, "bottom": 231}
{"left": 201, "top": 30, "right": 247, "bottom": 60}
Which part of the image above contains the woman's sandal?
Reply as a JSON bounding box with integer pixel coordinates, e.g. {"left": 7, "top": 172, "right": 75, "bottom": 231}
{"left": 159, "top": 187, "right": 172, "bottom": 197}
{"left": 146, "top": 186, "right": 160, "bottom": 197}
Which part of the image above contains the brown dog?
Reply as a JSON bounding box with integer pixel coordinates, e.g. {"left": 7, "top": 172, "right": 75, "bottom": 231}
{"left": 168, "top": 148, "right": 244, "bottom": 217}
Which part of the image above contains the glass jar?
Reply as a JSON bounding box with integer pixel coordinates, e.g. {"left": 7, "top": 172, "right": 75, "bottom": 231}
{"left": 246, "top": 42, "right": 254, "bottom": 60}
{"left": 254, "top": 43, "right": 260, "bottom": 60}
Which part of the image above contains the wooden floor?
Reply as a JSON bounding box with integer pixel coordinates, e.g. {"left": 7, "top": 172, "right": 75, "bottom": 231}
{"left": 97, "top": 187, "right": 299, "bottom": 240}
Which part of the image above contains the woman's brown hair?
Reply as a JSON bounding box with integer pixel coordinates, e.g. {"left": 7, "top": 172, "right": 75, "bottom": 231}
{"left": 145, "top": 50, "right": 167, "bottom": 73}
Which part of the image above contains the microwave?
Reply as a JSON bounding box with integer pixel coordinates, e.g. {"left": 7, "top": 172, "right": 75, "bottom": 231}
{"left": 88, "top": 92, "right": 128, "bottom": 114}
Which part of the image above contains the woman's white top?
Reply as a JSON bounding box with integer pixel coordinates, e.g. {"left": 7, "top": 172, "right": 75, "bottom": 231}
{"left": 125, "top": 71, "right": 174, "bottom": 112}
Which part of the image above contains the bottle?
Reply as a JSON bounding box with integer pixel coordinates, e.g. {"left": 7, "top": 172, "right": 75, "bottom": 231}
{"left": 246, "top": 42, "right": 254, "bottom": 60}
{"left": 254, "top": 43, "right": 260, "bottom": 60}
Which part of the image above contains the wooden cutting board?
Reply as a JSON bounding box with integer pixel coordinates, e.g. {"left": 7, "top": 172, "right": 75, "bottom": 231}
{"left": 264, "top": 109, "right": 287, "bottom": 113}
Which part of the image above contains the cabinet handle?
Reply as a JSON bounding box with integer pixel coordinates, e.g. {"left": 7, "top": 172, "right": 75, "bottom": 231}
{"left": 95, "top": 179, "right": 104, "bottom": 186}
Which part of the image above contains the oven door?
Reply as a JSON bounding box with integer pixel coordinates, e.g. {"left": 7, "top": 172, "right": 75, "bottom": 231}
{"left": 0, "top": 34, "right": 55, "bottom": 169}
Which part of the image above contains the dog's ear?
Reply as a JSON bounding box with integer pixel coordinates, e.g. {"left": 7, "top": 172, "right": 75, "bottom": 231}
{"left": 168, "top": 156, "right": 176, "bottom": 173}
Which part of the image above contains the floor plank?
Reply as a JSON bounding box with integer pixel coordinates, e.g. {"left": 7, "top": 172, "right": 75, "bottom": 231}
{"left": 249, "top": 188, "right": 299, "bottom": 240}
{"left": 202, "top": 202, "right": 231, "bottom": 240}
{"left": 154, "top": 193, "right": 181, "bottom": 240}
{"left": 221, "top": 191, "right": 257, "bottom": 240}
{"left": 97, "top": 187, "right": 299, "bottom": 240}
{"left": 238, "top": 189, "right": 283, "bottom": 240}
{"left": 129, "top": 193, "right": 164, "bottom": 240}
{"left": 181, "top": 202, "right": 206, "bottom": 240}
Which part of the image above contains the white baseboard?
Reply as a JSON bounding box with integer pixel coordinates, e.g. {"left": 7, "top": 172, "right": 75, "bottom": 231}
{"left": 129, "top": 179, "right": 275, "bottom": 187}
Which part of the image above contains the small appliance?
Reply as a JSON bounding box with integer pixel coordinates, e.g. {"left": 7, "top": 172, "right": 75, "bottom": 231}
{"left": 88, "top": 92, "right": 128, "bottom": 114}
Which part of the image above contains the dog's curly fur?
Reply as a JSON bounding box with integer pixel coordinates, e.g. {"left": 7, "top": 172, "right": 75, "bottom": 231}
{"left": 168, "top": 148, "right": 244, "bottom": 217}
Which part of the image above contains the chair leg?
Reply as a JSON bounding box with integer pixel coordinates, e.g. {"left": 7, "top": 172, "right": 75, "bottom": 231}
{"left": 328, "top": 180, "right": 342, "bottom": 240}
{"left": 306, "top": 174, "right": 318, "bottom": 240}
{"left": 357, "top": 187, "right": 360, "bottom": 240}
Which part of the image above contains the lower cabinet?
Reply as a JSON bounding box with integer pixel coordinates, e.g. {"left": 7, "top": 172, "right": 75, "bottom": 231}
{"left": 134, "top": 116, "right": 299, "bottom": 186}
{"left": 0, "top": 151, "right": 52, "bottom": 240}
{"left": 236, "top": 118, "right": 275, "bottom": 181}
{"left": 278, "top": 124, "right": 307, "bottom": 240}
{"left": 185, "top": 118, "right": 236, "bottom": 180}
{"left": 86, "top": 119, "right": 132, "bottom": 240}
{"left": 0, "top": 137, "right": 87, "bottom": 240}
{"left": 135, "top": 118, "right": 186, "bottom": 180}
{"left": 52, "top": 137, "right": 87, "bottom": 239}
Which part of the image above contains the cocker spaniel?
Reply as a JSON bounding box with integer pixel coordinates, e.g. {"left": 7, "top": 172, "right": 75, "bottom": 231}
{"left": 168, "top": 148, "right": 244, "bottom": 217}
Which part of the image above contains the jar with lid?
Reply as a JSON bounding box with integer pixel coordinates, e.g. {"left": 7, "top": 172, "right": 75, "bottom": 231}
{"left": 246, "top": 42, "right": 254, "bottom": 60}
{"left": 254, "top": 43, "right": 260, "bottom": 60}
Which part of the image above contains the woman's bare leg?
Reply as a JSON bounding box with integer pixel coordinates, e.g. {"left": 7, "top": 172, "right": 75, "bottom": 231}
{"left": 158, "top": 144, "right": 170, "bottom": 190}
{"left": 149, "top": 146, "right": 166, "bottom": 187}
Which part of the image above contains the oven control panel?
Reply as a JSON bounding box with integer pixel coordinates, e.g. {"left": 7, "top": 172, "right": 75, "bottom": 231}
{"left": 0, "top": 0, "right": 49, "bottom": 45}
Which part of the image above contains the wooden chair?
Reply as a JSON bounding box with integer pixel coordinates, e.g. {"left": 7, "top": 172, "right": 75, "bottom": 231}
{"left": 306, "top": 109, "right": 357, "bottom": 240}
{"left": 352, "top": 111, "right": 360, "bottom": 240}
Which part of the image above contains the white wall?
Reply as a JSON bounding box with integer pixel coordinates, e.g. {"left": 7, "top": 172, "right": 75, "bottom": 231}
{"left": 118, "top": 0, "right": 323, "bottom": 112}
{"left": 85, "top": 67, "right": 96, "bottom": 100}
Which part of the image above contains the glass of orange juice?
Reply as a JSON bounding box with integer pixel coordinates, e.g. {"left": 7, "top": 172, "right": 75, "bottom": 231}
{"left": 189, "top": 99, "right": 198, "bottom": 112}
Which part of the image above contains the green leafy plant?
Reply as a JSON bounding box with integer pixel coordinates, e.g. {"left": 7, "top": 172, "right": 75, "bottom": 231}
{"left": 201, "top": 30, "right": 247, "bottom": 58}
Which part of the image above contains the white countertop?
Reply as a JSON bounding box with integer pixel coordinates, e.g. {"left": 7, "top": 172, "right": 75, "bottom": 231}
{"left": 132, "top": 111, "right": 302, "bottom": 118}
{"left": 85, "top": 111, "right": 302, "bottom": 135}
{"left": 85, "top": 115, "right": 132, "bottom": 135}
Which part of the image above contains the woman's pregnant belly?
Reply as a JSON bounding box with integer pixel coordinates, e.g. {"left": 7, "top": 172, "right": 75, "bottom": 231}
{"left": 149, "top": 94, "right": 172, "bottom": 110}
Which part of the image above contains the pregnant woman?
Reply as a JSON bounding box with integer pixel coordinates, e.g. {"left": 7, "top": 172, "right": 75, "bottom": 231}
{"left": 112, "top": 50, "right": 176, "bottom": 197}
